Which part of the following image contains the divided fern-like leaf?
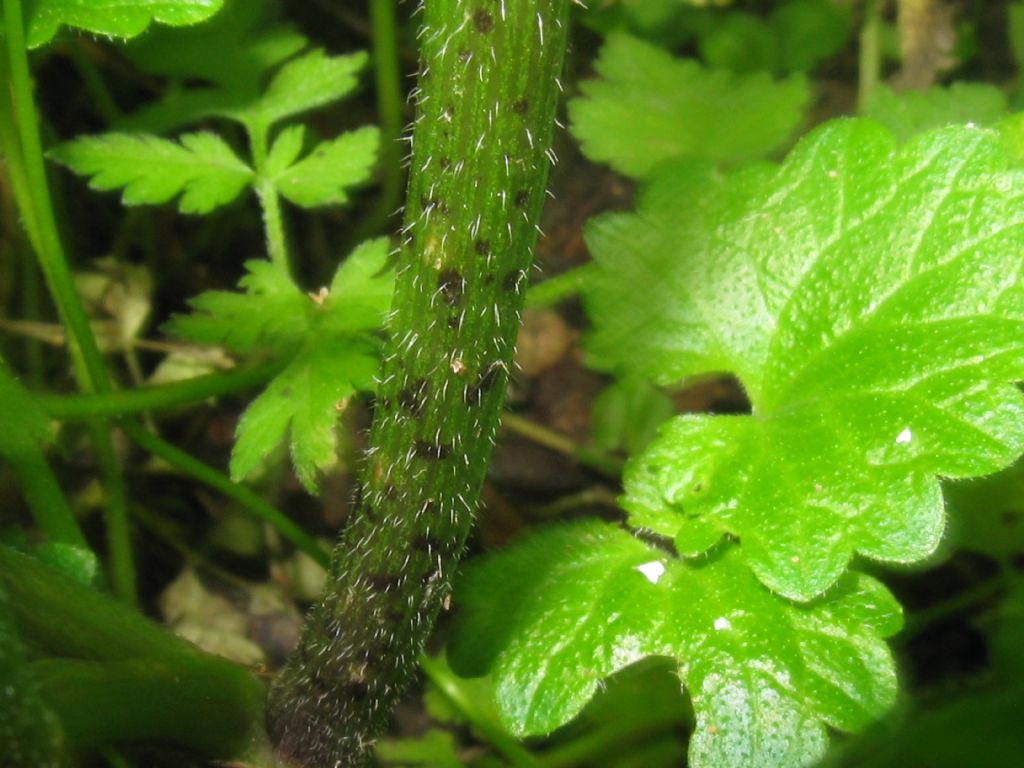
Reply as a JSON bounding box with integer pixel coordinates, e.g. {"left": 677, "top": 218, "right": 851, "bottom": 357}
{"left": 267, "top": 125, "right": 380, "bottom": 208}
{"left": 229, "top": 49, "right": 368, "bottom": 133}
{"left": 449, "top": 520, "right": 901, "bottom": 768}
{"left": 48, "top": 132, "right": 252, "bottom": 214}
{"left": 582, "top": 120, "right": 1024, "bottom": 599}
{"left": 168, "top": 238, "right": 393, "bottom": 491}
{"left": 568, "top": 33, "right": 808, "bottom": 179}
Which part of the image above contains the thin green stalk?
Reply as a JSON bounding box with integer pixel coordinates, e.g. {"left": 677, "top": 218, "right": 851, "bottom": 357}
{"left": 538, "top": 714, "right": 685, "bottom": 768}
{"left": 37, "top": 358, "right": 282, "bottom": 420}
{"left": 2, "top": 0, "right": 109, "bottom": 392}
{"left": 120, "top": 419, "right": 330, "bottom": 568}
{"left": 66, "top": 40, "right": 121, "bottom": 125}
{"left": 897, "top": 570, "right": 1008, "bottom": 644}
{"left": 120, "top": 417, "right": 329, "bottom": 569}
{"left": 501, "top": 411, "right": 623, "bottom": 479}
{"left": 249, "top": 122, "right": 291, "bottom": 273}
{"left": 19, "top": 239, "right": 45, "bottom": 386}
{"left": 7, "top": 449, "right": 87, "bottom": 548}
{"left": 2, "top": 0, "right": 135, "bottom": 603}
{"left": 419, "top": 654, "right": 541, "bottom": 768}
{"left": 267, "top": 2, "right": 571, "bottom": 765}
{"left": 859, "top": 0, "right": 884, "bottom": 111}
{"left": 525, "top": 263, "right": 595, "bottom": 308}
{"left": 350, "top": 0, "right": 405, "bottom": 242}
{"left": 89, "top": 419, "right": 134, "bottom": 600}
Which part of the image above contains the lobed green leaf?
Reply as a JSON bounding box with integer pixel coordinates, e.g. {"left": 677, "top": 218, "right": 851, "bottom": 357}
{"left": 449, "top": 520, "right": 901, "bottom": 768}
{"left": 568, "top": 33, "right": 808, "bottom": 178}
{"left": 24, "top": 0, "right": 223, "bottom": 48}
{"left": 49, "top": 132, "right": 252, "bottom": 214}
{"left": 231, "top": 49, "right": 368, "bottom": 132}
{"left": 231, "top": 340, "right": 378, "bottom": 492}
{"left": 269, "top": 126, "right": 380, "bottom": 208}
{"left": 121, "top": 0, "right": 304, "bottom": 94}
{"left": 170, "top": 239, "right": 393, "bottom": 491}
{"left": 584, "top": 120, "right": 1024, "bottom": 599}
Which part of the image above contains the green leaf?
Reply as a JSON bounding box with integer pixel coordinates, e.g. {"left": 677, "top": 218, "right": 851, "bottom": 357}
{"left": 864, "top": 83, "right": 1007, "bottom": 142}
{"left": 117, "top": 0, "right": 307, "bottom": 133}
{"left": 170, "top": 239, "right": 393, "bottom": 491}
{"left": 231, "top": 340, "right": 377, "bottom": 492}
{"left": 0, "top": 587, "right": 64, "bottom": 767}
{"left": 167, "top": 259, "right": 308, "bottom": 353}
{"left": 270, "top": 126, "right": 380, "bottom": 208}
{"left": 770, "top": 0, "right": 851, "bottom": 73}
{"left": 583, "top": 120, "right": 1024, "bottom": 600}
{"left": 449, "top": 520, "right": 901, "bottom": 768}
{"left": 24, "top": 0, "right": 223, "bottom": 48}
{"left": 49, "top": 132, "right": 252, "bottom": 214}
{"left": 121, "top": 0, "right": 304, "bottom": 94}
{"left": 591, "top": 377, "right": 675, "bottom": 456}
{"left": 568, "top": 33, "right": 808, "bottom": 178}
{"left": 32, "top": 542, "right": 100, "bottom": 588}
{"left": 232, "top": 49, "right": 368, "bottom": 132}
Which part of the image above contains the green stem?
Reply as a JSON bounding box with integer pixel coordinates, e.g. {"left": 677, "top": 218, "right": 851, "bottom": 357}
{"left": 419, "top": 654, "right": 541, "bottom": 768}
{"left": 33, "top": 657, "right": 264, "bottom": 757}
{"left": 37, "top": 358, "right": 282, "bottom": 420}
{"left": 1, "top": 544, "right": 267, "bottom": 758}
{"left": 525, "top": 263, "right": 595, "bottom": 308}
{"left": 350, "top": 0, "right": 405, "bottom": 242}
{"left": 501, "top": 411, "right": 623, "bottom": 479}
{"left": 250, "top": 122, "right": 291, "bottom": 273}
{"left": 66, "top": 40, "right": 121, "bottom": 125}
{"left": 7, "top": 449, "right": 87, "bottom": 549}
{"left": 0, "top": 543, "right": 190, "bottom": 661}
{"left": 858, "top": 0, "right": 884, "bottom": 111}
{"left": 120, "top": 420, "right": 330, "bottom": 568}
{"left": 538, "top": 713, "right": 685, "bottom": 768}
{"left": 267, "top": 2, "right": 571, "bottom": 765}
{"left": 898, "top": 570, "right": 1008, "bottom": 643}
{"left": 1, "top": 0, "right": 135, "bottom": 604}
{"left": 370, "top": 0, "right": 403, "bottom": 210}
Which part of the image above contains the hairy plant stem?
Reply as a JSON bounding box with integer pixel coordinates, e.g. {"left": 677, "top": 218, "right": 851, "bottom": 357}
{"left": 1, "top": 0, "right": 135, "bottom": 603}
{"left": 267, "top": 1, "right": 570, "bottom": 764}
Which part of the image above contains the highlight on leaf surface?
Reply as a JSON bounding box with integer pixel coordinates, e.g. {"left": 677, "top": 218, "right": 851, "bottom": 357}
{"left": 449, "top": 520, "right": 901, "bottom": 768}
{"left": 568, "top": 32, "right": 808, "bottom": 178}
{"left": 168, "top": 238, "right": 393, "bottom": 492}
{"left": 48, "top": 132, "right": 252, "bottom": 215}
{"left": 22, "top": 0, "right": 224, "bottom": 48}
{"left": 582, "top": 119, "right": 1024, "bottom": 599}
